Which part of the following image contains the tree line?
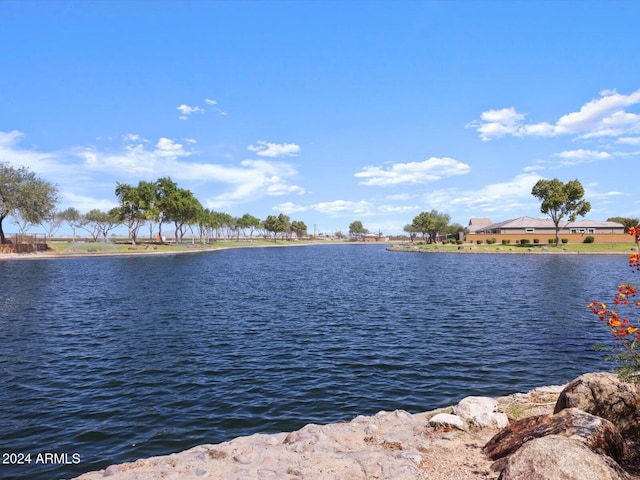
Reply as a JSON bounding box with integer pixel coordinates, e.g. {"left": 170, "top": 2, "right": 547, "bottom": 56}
{"left": 3, "top": 163, "right": 637, "bottom": 247}
{"left": 0, "top": 163, "right": 308, "bottom": 244}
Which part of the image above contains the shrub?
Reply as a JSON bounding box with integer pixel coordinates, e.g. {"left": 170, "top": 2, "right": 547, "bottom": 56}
{"left": 588, "top": 227, "right": 640, "bottom": 380}
{"left": 533, "top": 238, "right": 540, "bottom": 244}
{"left": 584, "top": 236, "right": 595, "bottom": 243}
{"left": 548, "top": 238, "right": 556, "bottom": 244}
{"left": 520, "top": 239, "right": 529, "bottom": 245}
{"left": 561, "top": 238, "right": 569, "bottom": 244}
{"left": 501, "top": 239, "right": 511, "bottom": 245}
{"left": 456, "top": 240, "right": 463, "bottom": 245}
{"left": 476, "top": 239, "right": 483, "bottom": 245}
{"left": 486, "top": 238, "right": 497, "bottom": 245}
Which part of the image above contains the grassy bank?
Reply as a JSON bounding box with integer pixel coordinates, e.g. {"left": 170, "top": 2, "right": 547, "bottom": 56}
{"left": 388, "top": 241, "right": 638, "bottom": 254}
{"left": 43, "top": 238, "right": 308, "bottom": 256}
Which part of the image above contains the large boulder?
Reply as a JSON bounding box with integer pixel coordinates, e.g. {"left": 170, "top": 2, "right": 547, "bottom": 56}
{"left": 498, "top": 435, "right": 630, "bottom": 480}
{"left": 454, "top": 396, "right": 509, "bottom": 428}
{"left": 484, "top": 407, "right": 625, "bottom": 462}
{"left": 554, "top": 372, "right": 640, "bottom": 438}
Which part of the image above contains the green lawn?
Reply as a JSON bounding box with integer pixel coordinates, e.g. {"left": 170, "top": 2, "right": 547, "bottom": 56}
{"left": 45, "top": 238, "right": 294, "bottom": 255}
{"left": 389, "top": 241, "right": 638, "bottom": 254}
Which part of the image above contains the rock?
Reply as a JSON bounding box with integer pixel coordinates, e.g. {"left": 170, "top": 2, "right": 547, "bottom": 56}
{"left": 455, "top": 396, "right": 509, "bottom": 428}
{"left": 554, "top": 372, "right": 640, "bottom": 437}
{"left": 497, "top": 435, "right": 630, "bottom": 480}
{"left": 428, "top": 413, "right": 467, "bottom": 431}
{"left": 484, "top": 408, "right": 624, "bottom": 462}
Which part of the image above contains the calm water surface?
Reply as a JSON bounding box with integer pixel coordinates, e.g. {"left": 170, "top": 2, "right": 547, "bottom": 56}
{"left": 0, "top": 245, "right": 628, "bottom": 479}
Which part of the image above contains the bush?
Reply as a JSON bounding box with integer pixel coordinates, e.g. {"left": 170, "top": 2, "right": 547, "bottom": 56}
{"left": 501, "top": 239, "right": 511, "bottom": 245}
{"left": 476, "top": 239, "right": 483, "bottom": 245}
{"left": 561, "top": 238, "right": 569, "bottom": 244}
{"left": 520, "top": 239, "right": 529, "bottom": 246}
{"left": 456, "top": 240, "right": 463, "bottom": 245}
{"left": 486, "top": 238, "right": 497, "bottom": 244}
{"left": 584, "top": 236, "right": 595, "bottom": 243}
{"left": 533, "top": 238, "right": 540, "bottom": 244}
{"left": 548, "top": 238, "right": 557, "bottom": 244}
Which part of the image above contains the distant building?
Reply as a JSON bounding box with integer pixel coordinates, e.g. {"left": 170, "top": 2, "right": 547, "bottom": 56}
{"left": 469, "top": 216, "right": 624, "bottom": 235}
{"left": 467, "top": 218, "right": 493, "bottom": 233}
{"left": 363, "top": 233, "right": 389, "bottom": 243}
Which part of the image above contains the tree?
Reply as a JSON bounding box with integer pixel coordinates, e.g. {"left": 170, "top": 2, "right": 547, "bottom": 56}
{"left": 278, "top": 213, "right": 291, "bottom": 239}
{"left": 348, "top": 220, "right": 368, "bottom": 240}
{"left": 58, "top": 207, "right": 83, "bottom": 242}
{"left": 160, "top": 187, "right": 202, "bottom": 243}
{"left": 411, "top": 210, "right": 451, "bottom": 243}
{"left": 531, "top": 178, "right": 591, "bottom": 246}
{"left": 40, "top": 210, "right": 64, "bottom": 238}
{"left": 403, "top": 224, "right": 418, "bottom": 243}
{"left": 115, "top": 182, "right": 149, "bottom": 244}
{"left": 290, "top": 220, "right": 307, "bottom": 239}
{"left": 154, "top": 177, "right": 178, "bottom": 242}
{"left": 238, "top": 213, "right": 261, "bottom": 240}
{"left": 264, "top": 214, "right": 290, "bottom": 241}
{"left": 82, "top": 209, "right": 121, "bottom": 242}
{"left": 0, "top": 162, "right": 58, "bottom": 243}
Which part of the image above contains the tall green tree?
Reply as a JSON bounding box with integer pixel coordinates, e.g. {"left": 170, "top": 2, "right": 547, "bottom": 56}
{"left": 115, "top": 182, "right": 149, "bottom": 244}
{"left": 82, "top": 208, "right": 122, "bottom": 242}
{"left": 531, "top": 178, "right": 591, "bottom": 246}
{"left": 348, "top": 220, "right": 368, "bottom": 240}
{"left": 411, "top": 210, "right": 450, "bottom": 243}
{"left": 163, "top": 188, "right": 203, "bottom": 243}
{"left": 264, "top": 214, "right": 290, "bottom": 241}
{"left": 154, "top": 177, "right": 178, "bottom": 242}
{"left": 403, "top": 224, "right": 418, "bottom": 243}
{"left": 290, "top": 220, "right": 308, "bottom": 239}
{"left": 0, "top": 162, "right": 58, "bottom": 243}
{"left": 58, "top": 207, "right": 83, "bottom": 242}
{"left": 238, "top": 213, "right": 261, "bottom": 240}
{"left": 40, "top": 210, "right": 64, "bottom": 238}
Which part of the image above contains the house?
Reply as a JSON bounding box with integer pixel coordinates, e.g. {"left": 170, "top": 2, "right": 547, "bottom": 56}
{"left": 363, "top": 233, "right": 389, "bottom": 243}
{"left": 470, "top": 216, "right": 624, "bottom": 235}
{"left": 467, "top": 216, "right": 626, "bottom": 243}
{"left": 467, "top": 218, "right": 493, "bottom": 233}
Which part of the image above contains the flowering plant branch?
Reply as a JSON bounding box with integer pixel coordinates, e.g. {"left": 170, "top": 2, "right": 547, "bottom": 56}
{"left": 588, "top": 227, "right": 640, "bottom": 379}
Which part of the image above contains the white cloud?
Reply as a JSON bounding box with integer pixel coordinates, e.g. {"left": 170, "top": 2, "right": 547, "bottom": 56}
{"left": 272, "top": 201, "right": 309, "bottom": 214}
{"left": 554, "top": 149, "right": 612, "bottom": 160}
{"left": 468, "top": 88, "right": 640, "bottom": 141}
{"left": 311, "top": 200, "right": 374, "bottom": 217}
{"left": 378, "top": 204, "right": 422, "bottom": 214}
{"left": 155, "top": 138, "right": 190, "bottom": 157}
{"left": 247, "top": 141, "right": 301, "bottom": 158}
{"left": 421, "top": 173, "right": 543, "bottom": 213}
{"left": 177, "top": 104, "right": 204, "bottom": 120}
{"left": 122, "top": 133, "right": 144, "bottom": 142}
{"left": 0, "top": 129, "right": 24, "bottom": 146}
{"left": 618, "top": 137, "right": 640, "bottom": 145}
{"left": 354, "top": 157, "right": 470, "bottom": 186}
{"left": 553, "top": 149, "right": 613, "bottom": 166}
{"left": 204, "top": 98, "right": 217, "bottom": 105}
{"left": 0, "top": 130, "right": 62, "bottom": 174}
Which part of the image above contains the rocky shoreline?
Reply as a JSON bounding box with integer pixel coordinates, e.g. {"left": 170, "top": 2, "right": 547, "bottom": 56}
{"left": 71, "top": 384, "right": 564, "bottom": 480}
{"left": 71, "top": 373, "right": 640, "bottom": 479}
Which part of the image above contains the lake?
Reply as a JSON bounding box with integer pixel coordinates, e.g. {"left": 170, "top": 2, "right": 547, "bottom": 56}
{"left": 0, "top": 244, "right": 629, "bottom": 479}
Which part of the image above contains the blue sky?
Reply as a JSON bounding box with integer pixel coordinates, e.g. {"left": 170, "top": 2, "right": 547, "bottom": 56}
{"left": 1, "top": 0, "right": 639, "bottom": 236}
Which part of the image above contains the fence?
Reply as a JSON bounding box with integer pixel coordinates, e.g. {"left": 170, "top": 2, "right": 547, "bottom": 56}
{"left": 0, "top": 233, "right": 49, "bottom": 254}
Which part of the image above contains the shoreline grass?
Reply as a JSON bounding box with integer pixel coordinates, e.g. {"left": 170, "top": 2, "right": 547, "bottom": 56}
{"left": 388, "top": 241, "right": 638, "bottom": 254}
